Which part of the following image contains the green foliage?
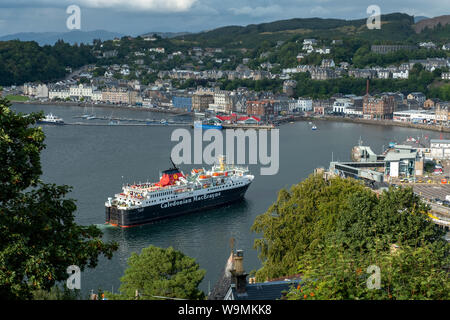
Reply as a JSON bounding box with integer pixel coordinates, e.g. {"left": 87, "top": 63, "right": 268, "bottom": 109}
{"left": 251, "top": 174, "right": 371, "bottom": 281}
{"left": 177, "top": 13, "right": 415, "bottom": 49}
{"left": 32, "top": 285, "right": 81, "bottom": 300}
{"left": 252, "top": 174, "right": 449, "bottom": 299}
{"left": 0, "top": 98, "right": 118, "bottom": 299}
{"left": 353, "top": 47, "right": 447, "bottom": 69}
{"left": 0, "top": 40, "right": 96, "bottom": 86}
{"left": 287, "top": 244, "right": 449, "bottom": 300}
{"left": 106, "top": 245, "right": 206, "bottom": 300}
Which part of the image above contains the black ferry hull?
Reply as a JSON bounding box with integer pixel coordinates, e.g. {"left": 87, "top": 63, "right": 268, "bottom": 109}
{"left": 105, "top": 184, "right": 250, "bottom": 228}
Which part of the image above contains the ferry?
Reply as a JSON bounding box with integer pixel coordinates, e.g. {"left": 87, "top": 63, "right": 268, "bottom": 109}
{"left": 105, "top": 156, "right": 253, "bottom": 227}
{"left": 37, "top": 113, "right": 65, "bottom": 125}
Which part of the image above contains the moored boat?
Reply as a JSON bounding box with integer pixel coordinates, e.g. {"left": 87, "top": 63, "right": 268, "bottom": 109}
{"left": 38, "top": 113, "right": 65, "bottom": 125}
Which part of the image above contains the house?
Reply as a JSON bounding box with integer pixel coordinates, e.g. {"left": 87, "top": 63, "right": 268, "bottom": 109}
{"left": 419, "top": 42, "right": 436, "bottom": 49}
{"left": 423, "top": 98, "right": 440, "bottom": 109}
{"left": 316, "top": 47, "right": 331, "bottom": 55}
{"left": 208, "top": 249, "right": 301, "bottom": 301}
{"left": 310, "top": 67, "right": 338, "bottom": 80}
{"left": 376, "top": 69, "right": 390, "bottom": 79}
{"left": 407, "top": 92, "right": 426, "bottom": 106}
{"left": 339, "top": 62, "right": 350, "bottom": 69}
{"left": 321, "top": 59, "right": 335, "bottom": 68}
{"left": 296, "top": 98, "right": 313, "bottom": 112}
{"left": 392, "top": 70, "right": 409, "bottom": 79}
{"left": 333, "top": 98, "right": 353, "bottom": 114}
{"left": 442, "top": 72, "right": 450, "bottom": 80}
{"left": 348, "top": 69, "right": 377, "bottom": 79}
{"left": 303, "top": 39, "right": 317, "bottom": 45}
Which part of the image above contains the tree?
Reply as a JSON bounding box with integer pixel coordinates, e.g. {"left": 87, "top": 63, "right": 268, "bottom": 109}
{"left": 287, "top": 243, "right": 449, "bottom": 300}
{"left": 107, "top": 245, "right": 205, "bottom": 300}
{"left": 251, "top": 173, "right": 449, "bottom": 296}
{"left": 0, "top": 98, "right": 118, "bottom": 299}
{"left": 251, "top": 174, "right": 371, "bottom": 281}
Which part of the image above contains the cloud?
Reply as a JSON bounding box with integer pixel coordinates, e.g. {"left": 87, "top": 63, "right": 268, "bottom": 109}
{"left": 78, "top": 0, "right": 198, "bottom": 12}
{"left": 229, "top": 5, "right": 284, "bottom": 18}
{"left": 0, "top": 0, "right": 198, "bottom": 12}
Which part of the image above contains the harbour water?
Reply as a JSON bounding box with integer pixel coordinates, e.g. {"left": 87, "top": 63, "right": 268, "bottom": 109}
{"left": 11, "top": 103, "right": 450, "bottom": 297}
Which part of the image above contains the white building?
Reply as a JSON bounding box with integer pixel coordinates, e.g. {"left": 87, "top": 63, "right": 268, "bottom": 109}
{"left": 23, "top": 83, "right": 49, "bottom": 98}
{"left": 149, "top": 47, "right": 165, "bottom": 54}
{"left": 49, "top": 88, "right": 70, "bottom": 100}
{"left": 442, "top": 72, "right": 450, "bottom": 80}
{"left": 430, "top": 139, "right": 450, "bottom": 159}
{"left": 69, "top": 84, "right": 94, "bottom": 99}
{"left": 297, "top": 98, "right": 313, "bottom": 111}
{"left": 333, "top": 98, "right": 353, "bottom": 113}
{"left": 377, "top": 70, "right": 391, "bottom": 79}
{"left": 92, "top": 91, "right": 103, "bottom": 102}
{"left": 393, "top": 110, "right": 435, "bottom": 123}
{"left": 392, "top": 70, "right": 409, "bottom": 79}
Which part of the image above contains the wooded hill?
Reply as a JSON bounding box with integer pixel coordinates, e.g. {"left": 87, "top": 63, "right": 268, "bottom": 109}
{"left": 175, "top": 13, "right": 449, "bottom": 48}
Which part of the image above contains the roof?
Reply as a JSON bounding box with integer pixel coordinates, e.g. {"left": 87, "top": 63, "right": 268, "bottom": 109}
{"left": 230, "top": 279, "right": 302, "bottom": 300}
{"left": 384, "top": 149, "right": 417, "bottom": 162}
{"left": 430, "top": 139, "right": 450, "bottom": 144}
{"left": 237, "top": 116, "right": 261, "bottom": 122}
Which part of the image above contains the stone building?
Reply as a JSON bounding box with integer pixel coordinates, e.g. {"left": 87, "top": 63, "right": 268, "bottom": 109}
{"left": 363, "top": 94, "right": 395, "bottom": 119}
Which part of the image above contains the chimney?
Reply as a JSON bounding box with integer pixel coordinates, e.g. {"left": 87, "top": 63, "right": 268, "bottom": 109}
{"left": 234, "top": 250, "right": 244, "bottom": 274}
{"left": 231, "top": 249, "right": 248, "bottom": 294}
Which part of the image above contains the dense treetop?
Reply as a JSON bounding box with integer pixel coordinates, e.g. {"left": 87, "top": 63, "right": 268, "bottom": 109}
{"left": 251, "top": 174, "right": 449, "bottom": 299}
{"left": 0, "top": 97, "right": 118, "bottom": 299}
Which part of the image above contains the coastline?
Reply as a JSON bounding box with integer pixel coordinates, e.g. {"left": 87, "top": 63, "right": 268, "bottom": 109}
{"left": 12, "top": 100, "right": 450, "bottom": 133}
{"left": 12, "top": 100, "right": 189, "bottom": 115}
{"left": 298, "top": 115, "right": 450, "bottom": 133}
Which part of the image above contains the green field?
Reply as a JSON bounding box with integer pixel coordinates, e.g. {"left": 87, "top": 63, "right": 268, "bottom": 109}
{"left": 5, "top": 95, "right": 29, "bottom": 102}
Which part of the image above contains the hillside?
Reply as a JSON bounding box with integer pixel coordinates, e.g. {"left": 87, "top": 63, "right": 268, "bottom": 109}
{"left": 175, "top": 13, "right": 416, "bottom": 48}
{"left": 413, "top": 15, "right": 450, "bottom": 33}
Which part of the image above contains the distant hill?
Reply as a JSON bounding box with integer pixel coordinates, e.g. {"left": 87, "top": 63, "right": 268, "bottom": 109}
{"left": 175, "top": 13, "right": 417, "bottom": 48}
{"left": 413, "top": 15, "right": 450, "bottom": 33}
{"left": 0, "top": 30, "right": 124, "bottom": 45}
{"left": 414, "top": 16, "right": 429, "bottom": 23}
{"left": 141, "top": 31, "right": 191, "bottom": 39}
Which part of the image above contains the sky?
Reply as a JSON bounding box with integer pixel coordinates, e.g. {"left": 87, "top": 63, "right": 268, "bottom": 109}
{"left": 0, "top": 0, "right": 449, "bottom": 37}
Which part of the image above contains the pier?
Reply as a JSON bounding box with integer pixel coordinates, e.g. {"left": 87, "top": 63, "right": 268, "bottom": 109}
{"left": 70, "top": 115, "right": 192, "bottom": 127}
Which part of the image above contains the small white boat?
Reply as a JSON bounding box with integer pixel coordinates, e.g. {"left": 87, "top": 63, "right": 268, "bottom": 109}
{"left": 38, "top": 113, "right": 64, "bottom": 125}
{"left": 311, "top": 124, "right": 317, "bottom": 130}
